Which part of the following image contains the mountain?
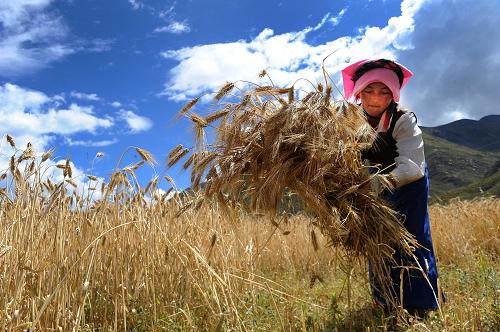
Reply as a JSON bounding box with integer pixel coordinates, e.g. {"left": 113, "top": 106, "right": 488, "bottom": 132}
{"left": 422, "top": 115, "right": 500, "bottom": 152}
{"left": 421, "top": 115, "right": 500, "bottom": 201}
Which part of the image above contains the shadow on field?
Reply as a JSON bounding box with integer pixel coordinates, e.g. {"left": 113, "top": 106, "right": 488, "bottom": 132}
{"left": 321, "top": 297, "right": 396, "bottom": 331}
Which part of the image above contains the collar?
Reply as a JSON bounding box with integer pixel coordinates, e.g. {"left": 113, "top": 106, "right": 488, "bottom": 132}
{"left": 376, "top": 110, "right": 393, "bottom": 133}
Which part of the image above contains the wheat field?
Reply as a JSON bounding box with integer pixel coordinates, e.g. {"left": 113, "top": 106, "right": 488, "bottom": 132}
{"left": 0, "top": 141, "right": 498, "bottom": 331}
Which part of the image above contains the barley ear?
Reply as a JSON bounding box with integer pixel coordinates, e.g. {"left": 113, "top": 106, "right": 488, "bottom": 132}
{"left": 214, "top": 82, "right": 235, "bottom": 101}
{"left": 135, "top": 147, "right": 156, "bottom": 164}
{"left": 178, "top": 97, "right": 200, "bottom": 117}
{"left": 6, "top": 134, "right": 15, "bottom": 148}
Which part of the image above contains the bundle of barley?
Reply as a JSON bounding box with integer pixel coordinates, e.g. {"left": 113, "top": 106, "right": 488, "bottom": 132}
{"left": 169, "top": 79, "right": 418, "bottom": 305}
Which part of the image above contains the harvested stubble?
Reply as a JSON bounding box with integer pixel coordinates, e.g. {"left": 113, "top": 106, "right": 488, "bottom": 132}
{"left": 171, "top": 81, "right": 420, "bottom": 307}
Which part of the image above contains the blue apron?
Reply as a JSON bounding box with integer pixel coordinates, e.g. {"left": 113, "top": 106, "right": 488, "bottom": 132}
{"left": 369, "top": 168, "right": 442, "bottom": 310}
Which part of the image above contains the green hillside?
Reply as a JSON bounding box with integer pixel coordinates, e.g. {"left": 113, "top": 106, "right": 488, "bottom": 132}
{"left": 422, "top": 131, "right": 499, "bottom": 200}
{"left": 422, "top": 115, "right": 500, "bottom": 152}
{"left": 437, "top": 170, "right": 500, "bottom": 202}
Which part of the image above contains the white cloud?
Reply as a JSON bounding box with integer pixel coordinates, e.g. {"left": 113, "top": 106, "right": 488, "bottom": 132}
{"left": 159, "top": 4, "right": 175, "bottom": 18}
{"left": 0, "top": 84, "right": 153, "bottom": 154}
{"left": 128, "top": 0, "right": 143, "bottom": 10}
{"left": 65, "top": 137, "right": 118, "bottom": 147}
{"left": 161, "top": 0, "right": 426, "bottom": 101}
{"left": 70, "top": 91, "right": 101, "bottom": 101}
{"left": 0, "top": 83, "right": 49, "bottom": 110}
{"left": 312, "top": 13, "right": 332, "bottom": 31}
{"left": 1, "top": 103, "right": 113, "bottom": 135}
{"left": 0, "top": 83, "right": 113, "bottom": 152}
{"left": 330, "top": 8, "right": 347, "bottom": 27}
{"left": 0, "top": 0, "right": 52, "bottom": 27}
{"left": 153, "top": 1, "right": 190, "bottom": 35}
{"left": 0, "top": 0, "right": 75, "bottom": 76}
{"left": 79, "top": 38, "right": 113, "bottom": 53}
{"left": 118, "top": 110, "right": 153, "bottom": 133}
{"left": 154, "top": 20, "right": 191, "bottom": 34}
{"left": 0, "top": 1, "right": 111, "bottom": 77}
{"left": 111, "top": 101, "right": 122, "bottom": 108}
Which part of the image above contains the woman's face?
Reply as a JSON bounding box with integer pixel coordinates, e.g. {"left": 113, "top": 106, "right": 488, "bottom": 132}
{"left": 359, "top": 82, "right": 393, "bottom": 118}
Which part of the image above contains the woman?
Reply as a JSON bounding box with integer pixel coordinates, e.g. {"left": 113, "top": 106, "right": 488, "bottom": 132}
{"left": 341, "top": 59, "right": 443, "bottom": 317}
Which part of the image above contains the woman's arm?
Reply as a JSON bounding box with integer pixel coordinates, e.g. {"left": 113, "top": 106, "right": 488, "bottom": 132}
{"left": 389, "top": 111, "right": 426, "bottom": 188}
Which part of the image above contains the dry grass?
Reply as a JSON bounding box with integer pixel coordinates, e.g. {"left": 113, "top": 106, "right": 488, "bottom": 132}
{"left": 0, "top": 145, "right": 334, "bottom": 331}
{"left": 429, "top": 198, "right": 499, "bottom": 331}
{"left": 431, "top": 198, "right": 499, "bottom": 265}
{"left": 0, "top": 140, "right": 498, "bottom": 331}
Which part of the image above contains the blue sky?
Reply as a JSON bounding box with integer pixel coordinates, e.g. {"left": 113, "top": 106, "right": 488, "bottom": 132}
{"left": 1, "top": 0, "right": 499, "bottom": 191}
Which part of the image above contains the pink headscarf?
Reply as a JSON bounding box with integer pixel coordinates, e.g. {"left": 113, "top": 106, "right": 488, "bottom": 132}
{"left": 341, "top": 59, "right": 413, "bottom": 102}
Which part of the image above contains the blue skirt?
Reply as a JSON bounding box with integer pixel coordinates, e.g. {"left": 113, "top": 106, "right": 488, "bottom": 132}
{"left": 369, "top": 168, "right": 442, "bottom": 311}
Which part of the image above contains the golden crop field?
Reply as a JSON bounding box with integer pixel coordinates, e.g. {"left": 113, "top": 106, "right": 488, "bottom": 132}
{"left": 0, "top": 143, "right": 498, "bottom": 331}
